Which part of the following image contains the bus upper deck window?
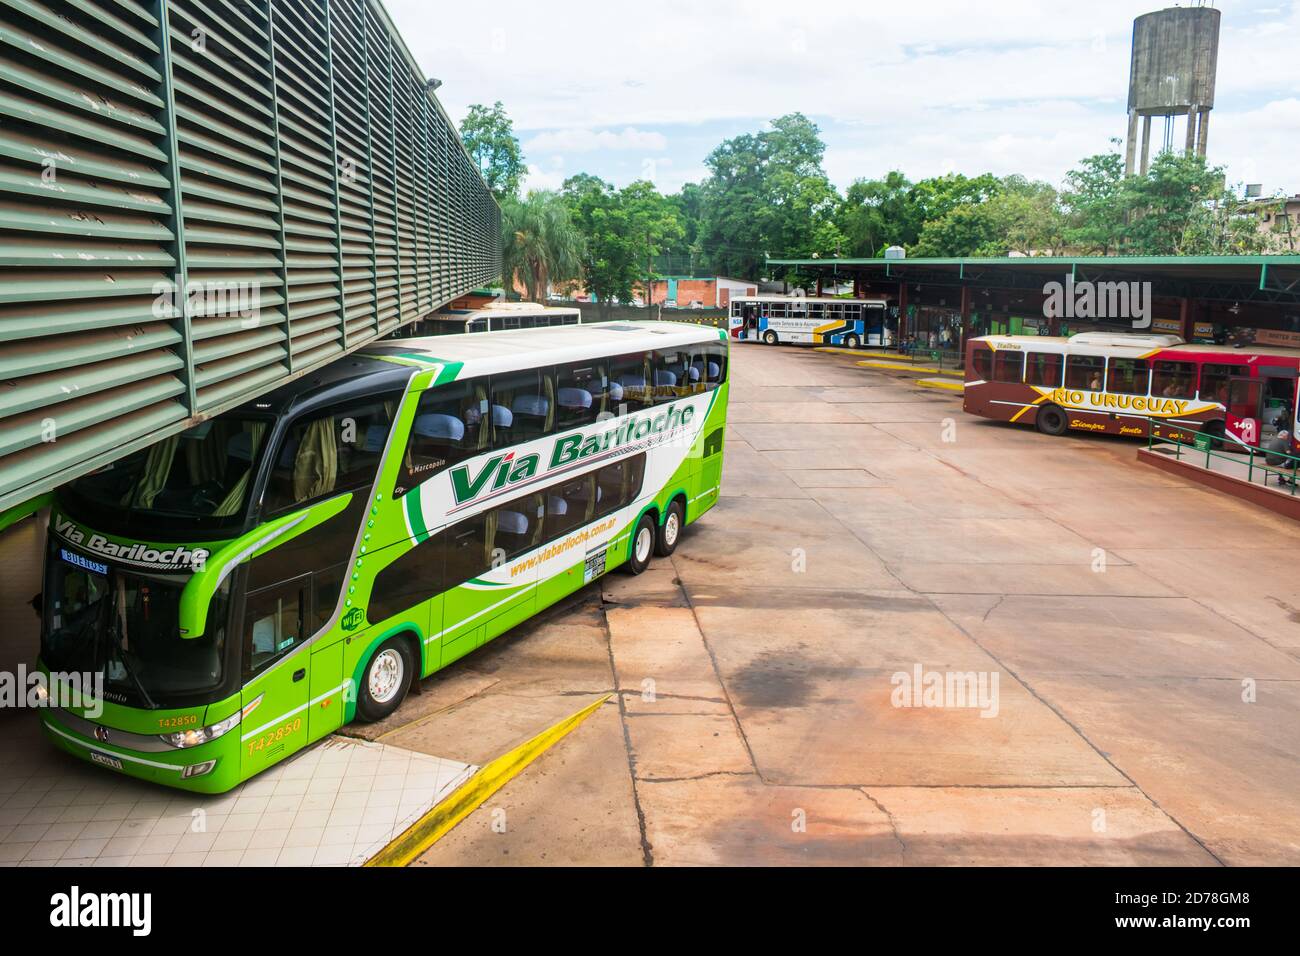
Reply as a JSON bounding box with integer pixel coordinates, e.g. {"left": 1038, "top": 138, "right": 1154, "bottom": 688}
{"left": 398, "top": 380, "right": 488, "bottom": 495}
{"left": 490, "top": 368, "right": 554, "bottom": 446}
{"left": 264, "top": 399, "right": 397, "bottom": 514}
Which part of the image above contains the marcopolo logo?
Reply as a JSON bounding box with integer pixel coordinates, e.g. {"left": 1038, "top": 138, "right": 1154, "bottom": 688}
{"left": 50, "top": 886, "right": 151, "bottom": 936}
{"left": 448, "top": 404, "right": 697, "bottom": 506}
{"left": 1043, "top": 274, "right": 1152, "bottom": 330}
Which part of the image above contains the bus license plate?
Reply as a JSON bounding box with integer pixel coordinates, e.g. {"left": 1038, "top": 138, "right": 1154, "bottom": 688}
{"left": 584, "top": 547, "right": 607, "bottom": 584}
{"left": 89, "top": 751, "right": 123, "bottom": 771}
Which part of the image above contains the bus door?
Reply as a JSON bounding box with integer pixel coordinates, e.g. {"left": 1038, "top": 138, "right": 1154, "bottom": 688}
{"left": 239, "top": 573, "right": 312, "bottom": 777}
{"left": 741, "top": 304, "right": 759, "bottom": 340}
{"left": 1223, "top": 376, "right": 1263, "bottom": 447}
{"left": 1258, "top": 367, "right": 1298, "bottom": 445}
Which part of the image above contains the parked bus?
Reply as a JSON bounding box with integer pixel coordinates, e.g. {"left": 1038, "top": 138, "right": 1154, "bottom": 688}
{"left": 964, "top": 331, "right": 1300, "bottom": 451}
{"left": 408, "top": 302, "right": 584, "bottom": 336}
{"left": 728, "top": 296, "right": 890, "bottom": 348}
{"left": 27, "top": 322, "right": 729, "bottom": 792}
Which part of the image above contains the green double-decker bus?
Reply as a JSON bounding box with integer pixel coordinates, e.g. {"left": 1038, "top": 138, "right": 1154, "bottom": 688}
{"left": 28, "top": 321, "right": 729, "bottom": 792}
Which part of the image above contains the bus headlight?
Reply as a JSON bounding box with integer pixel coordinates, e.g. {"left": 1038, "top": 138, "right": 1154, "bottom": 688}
{"left": 161, "top": 695, "right": 261, "bottom": 749}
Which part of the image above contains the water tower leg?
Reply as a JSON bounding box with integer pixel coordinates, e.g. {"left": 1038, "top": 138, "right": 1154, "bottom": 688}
{"left": 1184, "top": 105, "right": 1199, "bottom": 156}
{"left": 1125, "top": 110, "right": 1140, "bottom": 176}
{"left": 1196, "top": 109, "right": 1210, "bottom": 158}
{"left": 1140, "top": 116, "right": 1152, "bottom": 176}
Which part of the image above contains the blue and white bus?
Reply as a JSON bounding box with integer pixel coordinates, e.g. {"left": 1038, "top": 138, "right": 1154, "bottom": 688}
{"left": 728, "top": 296, "right": 890, "bottom": 348}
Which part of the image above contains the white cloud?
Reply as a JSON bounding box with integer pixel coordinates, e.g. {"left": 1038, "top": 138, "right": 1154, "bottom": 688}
{"left": 523, "top": 127, "right": 669, "bottom": 154}
{"left": 386, "top": 0, "right": 1300, "bottom": 193}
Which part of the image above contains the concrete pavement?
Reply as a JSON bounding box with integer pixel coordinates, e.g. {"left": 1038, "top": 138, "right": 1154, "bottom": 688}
{"left": 3, "top": 342, "right": 1298, "bottom": 865}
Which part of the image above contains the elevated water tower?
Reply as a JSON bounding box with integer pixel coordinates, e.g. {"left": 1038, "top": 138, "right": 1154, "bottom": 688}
{"left": 1124, "top": 3, "right": 1221, "bottom": 176}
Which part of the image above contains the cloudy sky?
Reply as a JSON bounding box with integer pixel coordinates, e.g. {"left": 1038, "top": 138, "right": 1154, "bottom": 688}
{"left": 385, "top": 0, "right": 1299, "bottom": 197}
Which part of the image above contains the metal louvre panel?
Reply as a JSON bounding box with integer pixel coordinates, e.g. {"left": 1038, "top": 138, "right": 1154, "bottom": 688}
{"left": 0, "top": 0, "right": 499, "bottom": 512}
{"left": 0, "top": 0, "right": 188, "bottom": 507}
{"left": 167, "top": 0, "right": 288, "bottom": 410}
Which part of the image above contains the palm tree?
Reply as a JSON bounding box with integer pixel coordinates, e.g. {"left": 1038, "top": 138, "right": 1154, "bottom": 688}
{"left": 501, "top": 190, "right": 584, "bottom": 302}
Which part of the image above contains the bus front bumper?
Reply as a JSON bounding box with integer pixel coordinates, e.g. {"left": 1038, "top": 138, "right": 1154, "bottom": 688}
{"left": 40, "top": 709, "right": 243, "bottom": 794}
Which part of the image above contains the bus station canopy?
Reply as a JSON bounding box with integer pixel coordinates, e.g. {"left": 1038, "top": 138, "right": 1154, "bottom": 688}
{"left": 766, "top": 256, "right": 1300, "bottom": 309}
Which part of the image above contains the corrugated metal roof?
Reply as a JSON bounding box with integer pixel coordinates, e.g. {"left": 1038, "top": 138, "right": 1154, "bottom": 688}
{"left": 0, "top": 0, "right": 502, "bottom": 513}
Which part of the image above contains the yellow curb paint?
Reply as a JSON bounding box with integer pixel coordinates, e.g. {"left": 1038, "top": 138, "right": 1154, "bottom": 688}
{"left": 915, "top": 378, "right": 965, "bottom": 392}
{"left": 814, "top": 347, "right": 901, "bottom": 358}
{"left": 855, "top": 360, "right": 965, "bottom": 378}
{"left": 364, "top": 693, "right": 612, "bottom": 867}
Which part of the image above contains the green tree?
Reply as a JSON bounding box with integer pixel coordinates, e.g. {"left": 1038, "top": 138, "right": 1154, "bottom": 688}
{"left": 1061, "top": 145, "right": 1127, "bottom": 254}
{"left": 460, "top": 101, "right": 524, "bottom": 201}
{"left": 561, "top": 175, "right": 683, "bottom": 310}
{"left": 500, "top": 190, "right": 583, "bottom": 303}
{"left": 697, "top": 113, "right": 843, "bottom": 281}
{"left": 836, "top": 171, "right": 918, "bottom": 257}
{"left": 1118, "top": 152, "right": 1270, "bottom": 255}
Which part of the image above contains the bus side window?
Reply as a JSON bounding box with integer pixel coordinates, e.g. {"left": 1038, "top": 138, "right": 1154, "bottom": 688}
{"left": 1066, "top": 355, "right": 1105, "bottom": 391}
{"left": 442, "top": 512, "right": 490, "bottom": 587}
{"left": 490, "top": 493, "right": 544, "bottom": 563}
{"left": 1152, "top": 361, "right": 1197, "bottom": 399}
{"left": 993, "top": 351, "right": 1024, "bottom": 384}
{"left": 1025, "top": 352, "right": 1063, "bottom": 388}
{"left": 242, "top": 576, "right": 307, "bottom": 678}
{"left": 264, "top": 397, "right": 399, "bottom": 515}
{"left": 490, "top": 367, "right": 555, "bottom": 447}
{"left": 972, "top": 348, "right": 993, "bottom": 381}
{"left": 556, "top": 362, "right": 609, "bottom": 430}
{"left": 1200, "top": 363, "right": 1235, "bottom": 404}
{"left": 399, "top": 380, "right": 488, "bottom": 496}
{"left": 543, "top": 473, "right": 597, "bottom": 539}
{"left": 1107, "top": 358, "right": 1149, "bottom": 396}
{"left": 595, "top": 454, "right": 646, "bottom": 517}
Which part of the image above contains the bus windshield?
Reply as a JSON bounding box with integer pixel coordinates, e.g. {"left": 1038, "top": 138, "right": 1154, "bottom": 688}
{"left": 64, "top": 418, "right": 271, "bottom": 535}
{"left": 41, "top": 542, "right": 232, "bottom": 706}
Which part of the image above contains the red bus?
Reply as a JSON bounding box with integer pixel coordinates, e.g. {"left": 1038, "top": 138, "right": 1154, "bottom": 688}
{"left": 964, "top": 332, "right": 1300, "bottom": 451}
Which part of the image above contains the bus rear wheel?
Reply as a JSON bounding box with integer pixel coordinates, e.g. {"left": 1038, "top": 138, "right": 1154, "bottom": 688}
{"left": 626, "top": 513, "right": 657, "bottom": 575}
{"left": 655, "top": 499, "right": 684, "bottom": 557}
{"left": 357, "top": 637, "right": 413, "bottom": 722}
{"left": 1035, "top": 404, "right": 1069, "bottom": 437}
{"left": 762, "top": 330, "right": 778, "bottom": 346}
{"left": 844, "top": 333, "right": 861, "bottom": 349}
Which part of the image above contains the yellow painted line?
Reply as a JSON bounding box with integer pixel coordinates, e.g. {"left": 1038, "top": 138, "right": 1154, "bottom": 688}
{"left": 1009, "top": 392, "right": 1052, "bottom": 423}
{"left": 857, "top": 360, "right": 965, "bottom": 378}
{"left": 915, "top": 377, "right": 964, "bottom": 392}
{"left": 364, "top": 694, "right": 611, "bottom": 867}
{"left": 814, "top": 346, "right": 900, "bottom": 357}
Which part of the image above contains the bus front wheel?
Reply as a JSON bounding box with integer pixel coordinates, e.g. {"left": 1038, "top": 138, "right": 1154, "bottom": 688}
{"left": 626, "top": 513, "right": 657, "bottom": 575}
{"left": 655, "top": 498, "right": 684, "bottom": 557}
{"left": 762, "top": 330, "right": 778, "bottom": 346}
{"left": 357, "top": 637, "right": 414, "bottom": 722}
{"left": 1035, "top": 404, "right": 1069, "bottom": 437}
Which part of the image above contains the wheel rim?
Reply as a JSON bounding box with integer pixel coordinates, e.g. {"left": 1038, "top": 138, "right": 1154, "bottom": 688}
{"left": 664, "top": 512, "right": 680, "bottom": 547}
{"left": 635, "top": 526, "right": 653, "bottom": 563}
{"left": 368, "top": 649, "right": 404, "bottom": 704}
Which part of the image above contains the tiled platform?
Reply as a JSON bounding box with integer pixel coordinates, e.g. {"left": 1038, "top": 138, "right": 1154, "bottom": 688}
{"left": 0, "top": 713, "right": 474, "bottom": 867}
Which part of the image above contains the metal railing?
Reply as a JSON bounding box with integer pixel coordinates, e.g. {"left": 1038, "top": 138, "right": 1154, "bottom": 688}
{"left": 1149, "top": 425, "right": 1300, "bottom": 494}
